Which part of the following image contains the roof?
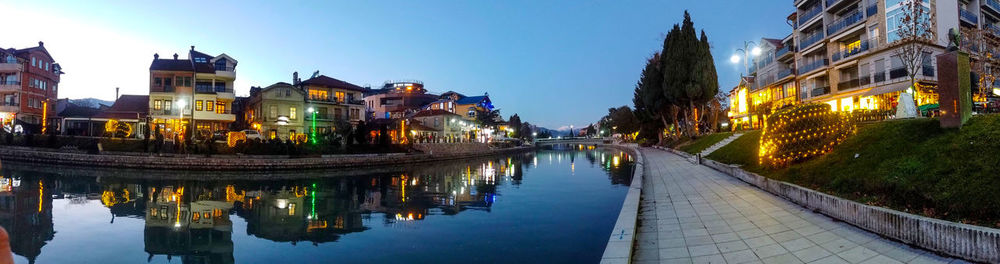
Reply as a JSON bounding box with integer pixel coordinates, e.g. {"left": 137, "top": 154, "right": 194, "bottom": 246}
{"left": 409, "top": 122, "right": 439, "bottom": 132}
{"left": 94, "top": 95, "right": 149, "bottom": 119}
{"left": 11, "top": 42, "right": 53, "bottom": 60}
{"left": 411, "top": 109, "right": 460, "bottom": 118}
{"left": 762, "top": 38, "right": 783, "bottom": 48}
{"left": 455, "top": 95, "right": 488, "bottom": 105}
{"left": 300, "top": 75, "right": 365, "bottom": 91}
{"left": 58, "top": 104, "right": 102, "bottom": 118}
{"left": 149, "top": 59, "right": 193, "bottom": 71}
{"left": 440, "top": 91, "right": 465, "bottom": 99}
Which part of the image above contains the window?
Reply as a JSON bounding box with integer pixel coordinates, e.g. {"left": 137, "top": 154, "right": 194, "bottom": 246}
{"left": 290, "top": 107, "right": 297, "bottom": 119}
{"left": 164, "top": 100, "right": 172, "bottom": 111}
{"left": 194, "top": 57, "right": 207, "bottom": 63}
{"left": 176, "top": 77, "right": 184, "bottom": 87}
{"left": 269, "top": 105, "right": 278, "bottom": 118}
{"left": 216, "top": 102, "right": 226, "bottom": 114}
{"left": 350, "top": 109, "right": 360, "bottom": 120}
{"left": 309, "top": 89, "right": 328, "bottom": 100}
{"left": 434, "top": 117, "right": 440, "bottom": 127}
{"left": 31, "top": 57, "right": 35, "bottom": 67}
{"left": 195, "top": 100, "right": 203, "bottom": 111}
{"left": 184, "top": 77, "right": 192, "bottom": 87}
{"left": 154, "top": 77, "right": 162, "bottom": 86}
{"left": 45, "top": 62, "right": 49, "bottom": 71}
{"left": 215, "top": 59, "right": 227, "bottom": 71}
{"left": 154, "top": 100, "right": 162, "bottom": 110}
{"left": 334, "top": 108, "right": 343, "bottom": 120}
{"left": 286, "top": 89, "right": 291, "bottom": 97}
{"left": 164, "top": 77, "right": 172, "bottom": 86}
{"left": 206, "top": 101, "right": 214, "bottom": 111}
{"left": 335, "top": 91, "right": 346, "bottom": 103}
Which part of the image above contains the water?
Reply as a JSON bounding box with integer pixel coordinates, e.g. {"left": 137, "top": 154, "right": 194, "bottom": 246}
{"left": 0, "top": 145, "right": 634, "bottom": 264}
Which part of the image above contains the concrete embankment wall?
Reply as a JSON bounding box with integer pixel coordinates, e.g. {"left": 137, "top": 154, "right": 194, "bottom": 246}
{"left": 600, "top": 144, "right": 644, "bottom": 264}
{"left": 660, "top": 147, "right": 1000, "bottom": 263}
{"left": 0, "top": 145, "right": 532, "bottom": 171}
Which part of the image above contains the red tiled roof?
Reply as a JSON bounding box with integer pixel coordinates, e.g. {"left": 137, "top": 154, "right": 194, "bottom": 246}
{"left": 300, "top": 75, "right": 365, "bottom": 91}
{"left": 411, "top": 109, "right": 460, "bottom": 118}
{"left": 94, "top": 95, "right": 148, "bottom": 119}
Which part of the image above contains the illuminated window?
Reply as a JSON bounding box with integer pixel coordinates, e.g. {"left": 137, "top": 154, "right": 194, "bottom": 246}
{"left": 289, "top": 107, "right": 296, "bottom": 119}
{"left": 206, "top": 101, "right": 214, "bottom": 112}
{"left": 195, "top": 100, "right": 203, "bottom": 111}
{"left": 288, "top": 203, "right": 296, "bottom": 215}
{"left": 309, "top": 89, "right": 328, "bottom": 100}
{"left": 269, "top": 105, "right": 277, "bottom": 118}
{"left": 154, "top": 100, "right": 162, "bottom": 110}
{"left": 335, "top": 91, "right": 346, "bottom": 103}
{"left": 841, "top": 97, "right": 854, "bottom": 112}
{"left": 164, "top": 100, "right": 172, "bottom": 111}
{"left": 216, "top": 102, "right": 226, "bottom": 114}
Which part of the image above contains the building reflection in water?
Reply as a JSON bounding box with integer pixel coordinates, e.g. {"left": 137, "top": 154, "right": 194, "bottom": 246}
{"left": 0, "top": 144, "right": 633, "bottom": 263}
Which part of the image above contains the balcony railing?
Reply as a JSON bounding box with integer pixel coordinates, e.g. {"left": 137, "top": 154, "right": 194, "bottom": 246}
{"left": 827, "top": 10, "right": 864, "bottom": 36}
{"left": 866, "top": 4, "right": 878, "bottom": 17}
{"left": 922, "top": 66, "right": 935, "bottom": 77}
{"left": 838, "top": 78, "right": 860, "bottom": 91}
{"left": 889, "top": 67, "right": 908, "bottom": 79}
{"left": 860, "top": 75, "right": 872, "bottom": 86}
{"left": 987, "top": 24, "right": 1000, "bottom": 37}
{"left": 799, "top": 33, "right": 825, "bottom": 50}
{"left": 826, "top": 0, "right": 844, "bottom": 8}
{"left": 960, "top": 9, "right": 979, "bottom": 25}
{"left": 798, "top": 5, "right": 823, "bottom": 25}
{"left": 152, "top": 85, "right": 175, "bottom": 93}
{"left": 776, "top": 45, "right": 795, "bottom": 57}
{"left": 811, "top": 86, "right": 831, "bottom": 97}
{"left": 874, "top": 71, "right": 886, "bottom": 82}
{"left": 214, "top": 65, "right": 236, "bottom": 72}
{"left": 985, "top": 0, "right": 1000, "bottom": 14}
{"left": 799, "top": 59, "right": 828, "bottom": 74}
{"left": 1, "top": 81, "right": 19, "bottom": 86}
{"left": 832, "top": 39, "right": 870, "bottom": 62}
{"left": 777, "top": 68, "right": 795, "bottom": 80}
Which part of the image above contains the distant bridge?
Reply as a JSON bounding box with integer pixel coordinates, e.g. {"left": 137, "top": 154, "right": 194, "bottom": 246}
{"left": 534, "top": 137, "right": 607, "bottom": 146}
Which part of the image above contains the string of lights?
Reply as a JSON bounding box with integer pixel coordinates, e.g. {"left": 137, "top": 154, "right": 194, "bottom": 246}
{"left": 759, "top": 103, "right": 856, "bottom": 167}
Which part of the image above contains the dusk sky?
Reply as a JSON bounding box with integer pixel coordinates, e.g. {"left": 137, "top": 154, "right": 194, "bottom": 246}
{"left": 2, "top": 0, "right": 792, "bottom": 129}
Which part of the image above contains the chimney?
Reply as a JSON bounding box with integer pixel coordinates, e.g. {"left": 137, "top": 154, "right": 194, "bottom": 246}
{"left": 38, "top": 41, "right": 43, "bottom": 47}
{"left": 190, "top": 45, "right": 195, "bottom": 51}
{"left": 115, "top": 87, "right": 119, "bottom": 100}
{"left": 154, "top": 53, "right": 159, "bottom": 60}
{"left": 293, "top": 72, "right": 299, "bottom": 85}
{"left": 173, "top": 53, "right": 178, "bottom": 60}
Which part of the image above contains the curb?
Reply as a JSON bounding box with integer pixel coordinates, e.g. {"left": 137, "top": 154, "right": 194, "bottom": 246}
{"left": 600, "top": 144, "right": 644, "bottom": 264}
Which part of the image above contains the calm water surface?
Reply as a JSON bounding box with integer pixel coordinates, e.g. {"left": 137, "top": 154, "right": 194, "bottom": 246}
{"left": 0, "top": 146, "right": 633, "bottom": 264}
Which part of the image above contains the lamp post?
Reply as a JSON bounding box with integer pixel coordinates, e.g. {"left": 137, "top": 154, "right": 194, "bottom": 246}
{"left": 730, "top": 40, "right": 762, "bottom": 77}
{"left": 307, "top": 107, "right": 316, "bottom": 144}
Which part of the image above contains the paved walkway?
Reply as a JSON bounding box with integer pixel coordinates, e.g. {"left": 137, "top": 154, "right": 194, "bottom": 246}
{"left": 698, "top": 133, "right": 742, "bottom": 156}
{"left": 632, "top": 148, "right": 964, "bottom": 264}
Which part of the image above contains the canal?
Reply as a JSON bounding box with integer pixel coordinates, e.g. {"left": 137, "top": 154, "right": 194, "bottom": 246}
{"left": 0, "top": 145, "right": 633, "bottom": 264}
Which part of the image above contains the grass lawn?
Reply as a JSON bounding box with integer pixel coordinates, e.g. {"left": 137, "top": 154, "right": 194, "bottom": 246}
{"left": 706, "top": 115, "right": 1000, "bottom": 227}
{"left": 677, "top": 132, "right": 733, "bottom": 154}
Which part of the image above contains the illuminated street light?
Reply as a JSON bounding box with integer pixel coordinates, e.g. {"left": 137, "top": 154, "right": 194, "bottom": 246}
{"left": 732, "top": 40, "right": 760, "bottom": 77}
{"left": 729, "top": 54, "right": 740, "bottom": 64}
{"left": 751, "top": 46, "right": 762, "bottom": 56}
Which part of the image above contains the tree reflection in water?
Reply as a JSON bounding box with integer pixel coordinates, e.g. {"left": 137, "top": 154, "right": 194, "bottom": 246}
{"left": 0, "top": 145, "right": 633, "bottom": 263}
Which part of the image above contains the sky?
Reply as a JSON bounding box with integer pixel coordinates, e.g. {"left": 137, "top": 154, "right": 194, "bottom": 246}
{"left": 1, "top": 0, "right": 792, "bottom": 130}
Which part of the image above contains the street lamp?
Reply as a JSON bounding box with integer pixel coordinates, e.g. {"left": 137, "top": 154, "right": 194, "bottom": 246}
{"left": 731, "top": 40, "right": 761, "bottom": 77}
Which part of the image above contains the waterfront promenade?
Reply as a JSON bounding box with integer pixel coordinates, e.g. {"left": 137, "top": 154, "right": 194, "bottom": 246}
{"left": 632, "top": 148, "right": 961, "bottom": 264}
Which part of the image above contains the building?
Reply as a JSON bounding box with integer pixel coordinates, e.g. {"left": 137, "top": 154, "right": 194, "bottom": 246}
{"left": 364, "top": 81, "right": 439, "bottom": 120}
{"left": 295, "top": 73, "right": 366, "bottom": 135}
{"left": 0, "top": 42, "right": 63, "bottom": 133}
{"left": 59, "top": 95, "right": 149, "bottom": 138}
{"left": 148, "top": 46, "right": 237, "bottom": 140}
{"left": 408, "top": 109, "right": 468, "bottom": 142}
{"left": 454, "top": 93, "right": 494, "bottom": 121}
{"left": 246, "top": 82, "right": 305, "bottom": 140}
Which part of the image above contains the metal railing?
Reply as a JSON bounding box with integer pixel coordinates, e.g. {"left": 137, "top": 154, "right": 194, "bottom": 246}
{"left": 811, "top": 86, "right": 831, "bottom": 97}
{"left": 214, "top": 65, "right": 236, "bottom": 72}
{"left": 985, "top": 0, "right": 1000, "bottom": 14}
{"left": 1, "top": 81, "right": 19, "bottom": 86}
{"left": 866, "top": 4, "right": 878, "bottom": 17}
{"left": 874, "top": 71, "right": 886, "bottom": 82}
{"left": 798, "top": 5, "right": 823, "bottom": 25}
{"left": 922, "top": 66, "right": 935, "bottom": 77}
{"left": 827, "top": 10, "right": 864, "bottom": 36}
{"left": 776, "top": 45, "right": 795, "bottom": 57}
{"left": 152, "top": 85, "right": 175, "bottom": 93}
{"left": 777, "top": 68, "right": 795, "bottom": 80}
{"left": 826, "top": 0, "right": 844, "bottom": 8}
{"left": 860, "top": 75, "right": 872, "bottom": 86}
{"left": 838, "top": 78, "right": 860, "bottom": 90}
{"left": 799, "top": 59, "right": 828, "bottom": 74}
{"left": 832, "top": 39, "right": 870, "bottom": 62}
{"left": 987, "top": 24, "right": 1000, "bottom": 37}
{"left": 889, "top": 67, "right": 908, "bottom": 79}
{"left": 960, "top": 9, "right": 979, "bottom": 24}
{"left": 799, "top": 32, "right": 826, "bottom": 50}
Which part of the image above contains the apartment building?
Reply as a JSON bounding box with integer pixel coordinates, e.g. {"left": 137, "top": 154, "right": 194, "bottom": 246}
{"left": 294, "top": 72, "right": 366, "bottom": 135}
{"left": 363, "top": 81, "right": 438, "bottom": 120}
{"left": 0, "top": 42, "right": 62, "bottom": 133}
{"left": 148, "top": 46, "right": 237, "bottom": 140}
{"left": 246, "top": 82, "right": 305, "bottom": 140}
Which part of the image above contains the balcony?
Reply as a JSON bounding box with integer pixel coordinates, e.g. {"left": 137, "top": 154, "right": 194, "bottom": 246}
{"left": 825, "top": 0, "right": 844, "bottom": 9}
{"left": 874, "top": 71, "right": 886, "bottom": 82}
{"left": 922, "top": 66, "right": 935, "bottom": 77}
{"left": 0, "top": 105, "right": 18, "bottom": 113}
{"left": 214, "top": 66, "right": 236, "bottom": 79}
{"left": 0, "top": 81, "right": 20, "bottom": 92}
{"left": 150, "top": 109, "right": 179, "bottom": 116}
{"left": 776, "top": 45, "right": 795, "bottom": 58}
{"left": 960, "top": 9, "right": 979, "bottom": 25}
{"left": 889, "top": 67, "right": 908, "bottom": 79}
{"left": 799, "top": 59, "right": 829, "bottom": 74}
{"left": 811, "top": 86, "right": 831, "bottom": 97}
{"left": 777, "top": 68, "right": 795, "bottom": 80}
{"left": 0, "top": 61, "right": 21, "bottom": 72}
{"left": 859, "top": 75, "right": 872, "bottom": 86}
{"left": 799, "top": 33, "right": 826, "bottom": 51}
{"left": 832, "top": 40, "right": 870, "bottom": 62}
{"left": 866, "top": 4, "right": 878, "bottom": 17}
{"left": 987, "top": 24, "right": 1000, "bottom": 37}
{"left": 798, "top": 5, "right": 823, "bottom": 26}
{"left": 985, "top": 0, "right": 1000, "bottom": 15}
{"left": 151, "top": 85, "right": 175, "bottom": 93}
{"left": 838, "top": 78, "right": 860, "bottom": 91}
{"left": 827, "top": 10, "right": 864, "bottom": 36}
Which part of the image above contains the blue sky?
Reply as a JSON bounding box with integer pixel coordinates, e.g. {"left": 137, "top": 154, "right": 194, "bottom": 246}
{"left": 2, "top": 0, "right": 792, "bottom": 129}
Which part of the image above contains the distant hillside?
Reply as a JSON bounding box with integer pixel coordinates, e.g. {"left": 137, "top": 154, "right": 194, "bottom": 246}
{"left": 69, "top": 98, "right": 113, "bottom": 108}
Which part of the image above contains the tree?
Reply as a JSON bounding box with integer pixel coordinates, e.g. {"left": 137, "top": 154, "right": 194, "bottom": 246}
{"left": 508, "top": 114, "right": 522, "bottom": 139}
{"left": 520, "top": 122, "right": 534, "bottom": 140}
{"left": 476, "top": 109, "right": 502, "bottom": 127}
{"left": 892, "top": 0, "right": 935, "bottom": 114}
{"left": 961, "top": 27, "right": 1000, "bottom": 99}
{"left": 333, "top": 118, "right": 353, "bottom": 145}
{"left": 633, "top": 52, "right": 669, "bottom": 143}
{"left": 584, "top": 124, "right": 596, "bottom": 137}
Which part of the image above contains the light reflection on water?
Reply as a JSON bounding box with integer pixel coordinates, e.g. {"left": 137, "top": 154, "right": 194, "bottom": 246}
{"left": 0, "top": 145, "right": 633, "bottom": 264}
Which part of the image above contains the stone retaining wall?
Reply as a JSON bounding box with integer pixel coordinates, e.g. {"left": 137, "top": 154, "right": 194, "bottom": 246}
{"left": 661, "top": 147, "right": 1000, "bottom": 263}
{"left": 600, "top": 144, "right": 644, "bottom": 264}
{"left": 0, "top": 145, "right": 533, "bottom": 171}
{"left": 412, "top": 143, "right": 490, "bottom": 155}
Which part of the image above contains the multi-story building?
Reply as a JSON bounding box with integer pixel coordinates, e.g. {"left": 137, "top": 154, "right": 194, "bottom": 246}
{"left": 455, "top": 93, "right": 494, "bottom": 121}
{"left": 148, "top": 46, "right": 237, "bottom": 140}
{"left": 246, "top": 82, "right": 305, "bottom": 140}
{"left": 0, "top": 42, "right": 62, "bottom": 133}
{"left": 408, "top": 109, "right": 468, "bottom": 142}
{"left": 363, "top": 81, "right": 439, "bottom": 120}
{"left": 294, "top": 72, "right": 366, "bottom": 135}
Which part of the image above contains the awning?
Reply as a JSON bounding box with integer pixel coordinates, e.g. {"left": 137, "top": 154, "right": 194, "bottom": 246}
{"left": 861, "top": 82, "right": 910, "bottom": 97}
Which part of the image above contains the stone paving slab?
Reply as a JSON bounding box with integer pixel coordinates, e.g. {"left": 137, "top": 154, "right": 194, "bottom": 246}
{"left": 632, "top": 148, "right": 963, "bottom": 264}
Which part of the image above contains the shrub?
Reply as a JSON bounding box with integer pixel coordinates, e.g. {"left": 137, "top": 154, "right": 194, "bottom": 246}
{"left": 759, "top": 103, "right": 855, "bottom": 168}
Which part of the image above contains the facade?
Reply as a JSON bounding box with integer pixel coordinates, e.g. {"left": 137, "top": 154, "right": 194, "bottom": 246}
{"left": 295, "top": 73, "right": 366, "bottom": 135}
{"left": 59, "top": 95, "right": 149, "bottom": 138}
{"left": 731, "top": 0, "right": 963, "bottom": 127}
{"left": 246, "top": 82, "right": 305, "bottom": 140}
{"left": 0, "top": 42, "right": 63, "bottom": 133}
{"left": 454, "top": 94, "right": 494, "bottom": 121}
{"left": 364, "top": 81, "right": 438, "bottom": 120}
{"left": 408, "top": 109, "right": 467, "bottom": 142}
{"left": 148, "top": 46, "right": 237, "bottom": 140}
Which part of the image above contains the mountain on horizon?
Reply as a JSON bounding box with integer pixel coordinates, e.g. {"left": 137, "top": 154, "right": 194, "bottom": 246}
{"left": 68, "top": 98, "right": 114, "bottom": 109}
